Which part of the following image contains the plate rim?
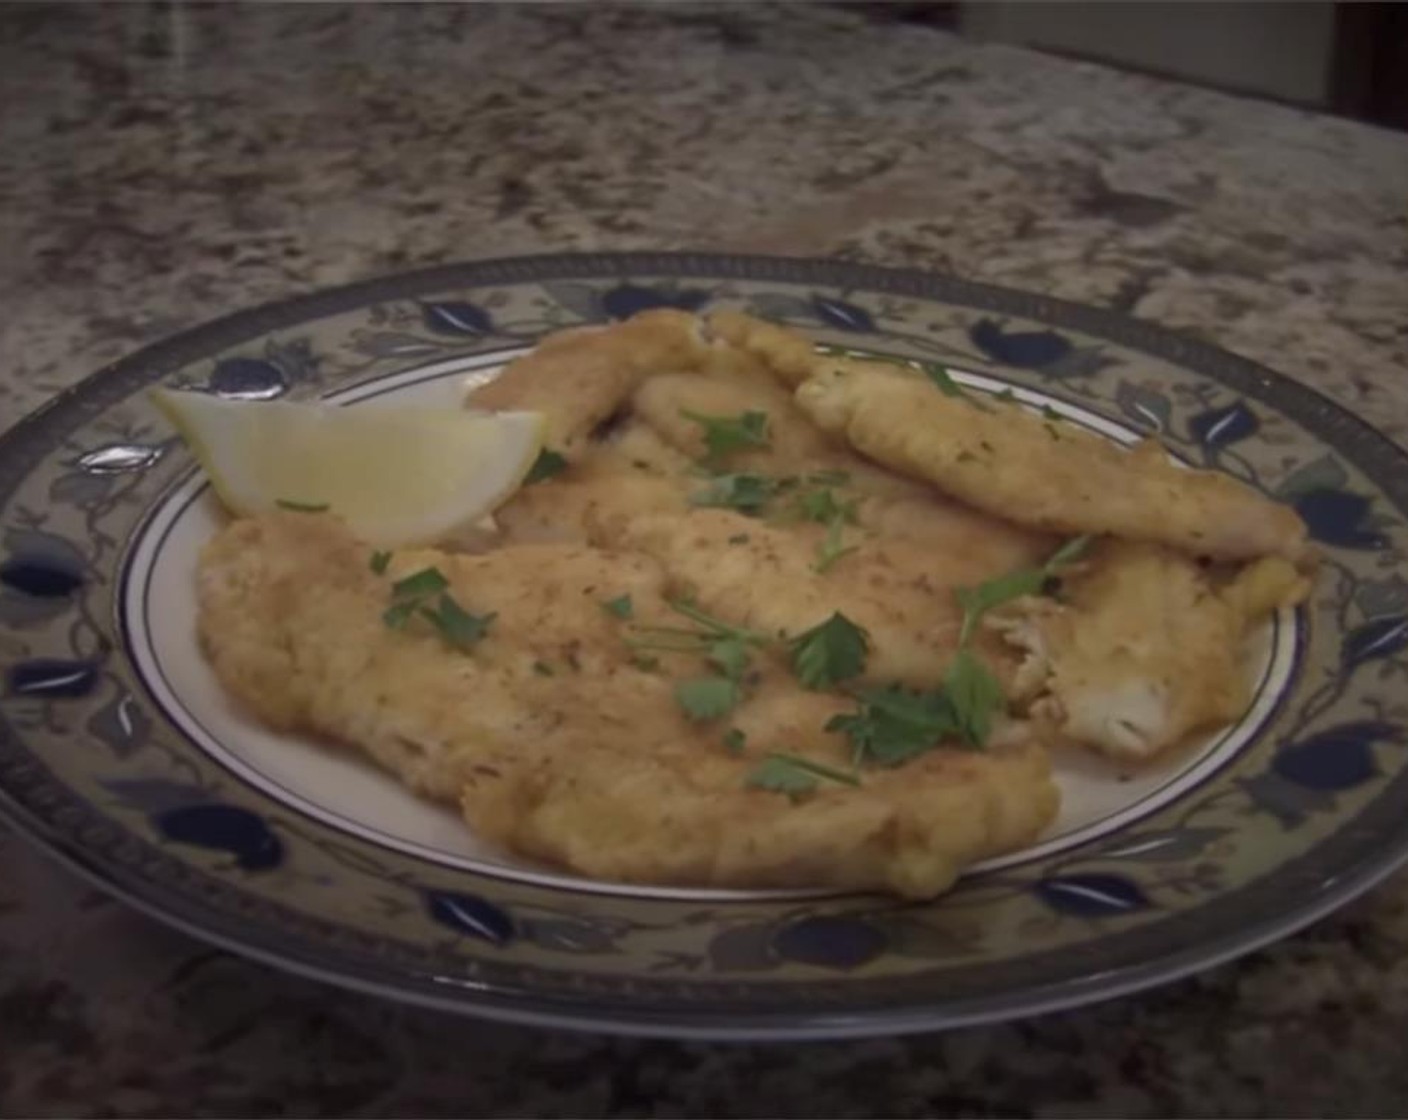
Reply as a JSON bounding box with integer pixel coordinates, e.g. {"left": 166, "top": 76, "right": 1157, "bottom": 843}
{"left": 4, "top": 250, "right": 1408, "bottom": 1038}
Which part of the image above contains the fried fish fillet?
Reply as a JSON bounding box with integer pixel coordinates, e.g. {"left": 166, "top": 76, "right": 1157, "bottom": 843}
{"left": 996, "top": 541, "right": 1310, "bottom": 760}
{"left": 629, "top": 368, "right": 1053, "bottom": 566}
{"left": 465, "top": 310, "right": 709, "bottom": 456}
{"left": 198, "top": 512, "right": 1059, "bottom": 897}
{"left": 793, "top": 361, "right": 1308, "bottom": 562}
{"left": 614, "top": 508, "right": 1024, "bottom": 690}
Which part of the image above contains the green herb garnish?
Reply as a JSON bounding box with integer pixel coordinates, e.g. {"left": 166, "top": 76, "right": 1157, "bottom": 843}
{"left": 723, "top": 728, "right": 748, "bottom": 755}
{"left": 955, "top": 535, "right": 1091, "bottom": 643}
{"left": 676, "top": 676, "right": 741, "bottom": 722}
{"left": 380, "top": 565, "right": 492, "bottom": 651}
{"left": 392, "top": 567, "right": 450, "bottom": 601}
{"left": 689, "top": 472, "right": 782, "bottom": 516}
{"left": 524, "top": 448, "right": 568, "bottom": 485}
{"left": 797, "top": 486, "right": 857, "bottom": 526}
{"left": 421, "top": 594, "right": 495, "bottom": 652}
{"left": 383, "top": 566, "right": 450, "bottom": 629}
{"left": 533, "top": 660, "right": 554, "bottom": 676}
{"left": 382, "top": 600, "right": 420, "bottom": 629}
{"left": 707, "top": 636, "right": 752, "bottom": 680}
{"left": 681, "top": 409, "right": 771, "bottom": 462}
{"left": 630, "top": 601, "right": 769, "bottom": 720}
{"left": 923, "top": 365, "right": 968, "bottom": 399}
{"left": 921, "top": 364, "right": 997, "bottom": 412}
{"left": 746, "top": 753, "right": 860, "bottom": 800}
{"left": 790, "top": 612, "right": 870, "bottom": 690}
{"left": 602, "top": 594, "right": 633, "bottom": 619}
{"left": 826, "top": 685, "right": 958, "bottom": 768}
{"left": 276, "top": 499, "right": 330, "bottom": 513}
{"left": 814, "top": 518, "right": 859, "bottom": 573}
{"left": 795, "top": 485, "right": 861, "bottom": 573}
{"left": 943, "top": 648, "right": 1005, "bottom": 747}
{"left": 369, "top": 550, "right": 392, "bottom": 575}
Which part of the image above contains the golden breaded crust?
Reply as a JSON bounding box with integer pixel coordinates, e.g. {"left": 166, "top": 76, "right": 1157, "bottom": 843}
{"left": 199, "top": 513, "right": 1059, "bottom": 897}
{"left": 794, "top": 361, "right": 1308, "bottom": 562}
{"left": 466, "top": 309, "right": 708, "bottom": 455}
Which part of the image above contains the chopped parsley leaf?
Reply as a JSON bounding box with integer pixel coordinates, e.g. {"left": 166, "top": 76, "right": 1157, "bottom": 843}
{"left": 369, "top": 550, "right": 392, "bottom": 575}
{"left": 796, "top": 486, "right": 858, "bottom": 526}
{"left": 955, "top": 571, "right": 1047, "bottom": 644}
{"left": 380, "top": 566, "right": 492, "bottom": 652}
{"left": 420, "top": 594, "right": 495, "bottom": 652}
{"left": 923, "top": 365, "right": 968, "bottom": 399}
{"left": 524, "top": 448, "right": 568, "bottom": 485}
{"left": 790, "top": 612, "right": 870, "bottom": 690}
{"left": 689, "top": 472, "right": 782, "bottom": 515}
{"left": 746, "top": 753, "right": 859, "bottom": 800}
{"left": 276, "top": 499, "right": 329, "bottom": 513}
{"left": 826, "top": 685, "right": 957, "bottom": 769}
{"left": 601, "top": 593, "right": 634, "bottom": 619}
{"left": 944, "top": 648, "right": 1005, "bottom": 747}
{"left": 813, "top": 518, "right": 858, "bottom": 574}
{"left": 723, "top": 728, "right": 747, "bottom": 755}
{"left": 1045, "top": 535, "right": 1093, "bottom": 569}
{"left": 676, "top": 676, "right": 740, "bottom": 721}
{"left": 382, "top": 600, "right": 419, "bottom": 630}
{"left": 391, "top": 567, "right": 450, "bottom": 601}
{"left": 955, "top": 535, "right": 1091, "bottom": 643}
{"left": 707, "top": 636, "right": 751, "bottom": 680}
{"left": 680, "top": 409, "right": 771, "bottom": 462}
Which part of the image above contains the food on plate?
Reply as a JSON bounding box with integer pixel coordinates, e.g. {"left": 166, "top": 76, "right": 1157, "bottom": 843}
{"left": 793, "top": 358, "right": 1307, "bottom": 562}
{"left": 198, "top": 513, "right": 1057, "bottom": 897}
{"left": 151, "top": 389, "right": 543, "bottom": 547}
{"left": 466, "top": 310, "right": 709, "bottom": 456}
{"left": 995, "top": 541, "right": 1309, "bottom": 760}
{"left": 178, "top": 308, "right": 1314, "bottom": 898}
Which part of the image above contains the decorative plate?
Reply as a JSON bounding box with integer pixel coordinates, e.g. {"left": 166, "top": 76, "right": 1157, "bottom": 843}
{"left": 4, "top": 253, "right": 1408, "bottom": 1039}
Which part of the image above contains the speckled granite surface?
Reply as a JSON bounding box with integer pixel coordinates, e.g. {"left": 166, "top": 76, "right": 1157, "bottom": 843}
{"left": 2, "top": 3, "right": 1408, "bottom": 1115}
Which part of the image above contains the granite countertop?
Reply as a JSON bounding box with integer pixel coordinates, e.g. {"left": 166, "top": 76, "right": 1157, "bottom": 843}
{"left": 2, "top": 3, "right": 1408, "bottom": 1115}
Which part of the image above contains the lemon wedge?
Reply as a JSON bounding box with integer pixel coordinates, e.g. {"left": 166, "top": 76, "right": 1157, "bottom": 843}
{"left": 152, "top": 389, "right": 545, "bottom": 546}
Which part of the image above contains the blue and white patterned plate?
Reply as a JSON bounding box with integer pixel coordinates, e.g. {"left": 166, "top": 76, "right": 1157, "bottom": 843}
{"left": 3, "top": 254, "right": 1408, "bottom": 1039}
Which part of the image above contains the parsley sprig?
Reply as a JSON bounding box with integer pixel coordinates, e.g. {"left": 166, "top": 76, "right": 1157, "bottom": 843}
{"left": 789, "top": 612, "right": 869, "bottom": 690}
{"left": 681, "top": 409, "right": 771, "bottom": 464}
{"left": 687, "top": 471, "right": 865, "bottom": 571}
{"left": 746, "top": 753, "right": 860, "bottom": 800}
{"left": 377, "top": 565, "right": 496, "bottom": 652}
{"left": 798, "top": 486, "right": 861, "bottom": 573}
{"left": 824, "top": 535, "right": 1093, "bottom": 765}
{"left": 524, "top": 448, "right": 568, "bottom": 485}
{"left": 955, "top": 534, "right": 1091, "bottom": 643}
{"left": 627, "top": 601, "right": 771, "bottom": 723}
{"left": 689, "top": 472, "right": 783, "bottom": 516}
{"left": 826, "top": 684, "right": 959, "bottom": 767}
